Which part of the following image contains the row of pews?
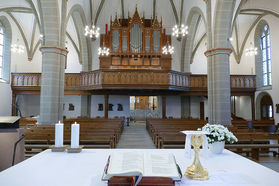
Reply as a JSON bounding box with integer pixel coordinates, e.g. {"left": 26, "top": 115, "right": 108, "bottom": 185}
{"left": 146, "top": 118, "right": 279, "bottom": 161}
{"left": 146, "top": 118, "right": 206, "bottom": 149}
{"left": 20, "top": 118, "right": 124, "bottom": 158}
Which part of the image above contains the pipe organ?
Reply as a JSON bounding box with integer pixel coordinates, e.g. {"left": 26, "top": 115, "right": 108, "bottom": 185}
{"left": 99, "top": 6, "right": 172, "bottom": 70}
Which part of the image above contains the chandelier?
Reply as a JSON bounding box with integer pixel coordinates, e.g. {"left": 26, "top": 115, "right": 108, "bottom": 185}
{"left": 11, "top": 44, "right": 24, "bottom": 54}
{"left": 84, "top": 25, "right": 100, "bottom": 40}
{"left": 172, "top": 24, "right": 188, "bottom": 41}
{"left": 98, "top": 39, "right": 110, "bottom": 56}
{"left": 98, "top": 47, "right": 110, "bottom": 56}
{"left": 245, "top": 43, "right": 258, "bottom": 56}
{"left": 162, "top": 42, "right": 174, "bottom": 55}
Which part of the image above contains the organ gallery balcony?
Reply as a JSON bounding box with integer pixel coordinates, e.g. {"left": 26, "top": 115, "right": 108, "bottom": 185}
{"left": 11, "top": 71, "right": 256, "bottom": 96}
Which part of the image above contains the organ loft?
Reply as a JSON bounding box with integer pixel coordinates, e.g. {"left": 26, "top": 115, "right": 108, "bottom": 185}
{"left": 100, "top": 7, "right": 172, "bottom": 70}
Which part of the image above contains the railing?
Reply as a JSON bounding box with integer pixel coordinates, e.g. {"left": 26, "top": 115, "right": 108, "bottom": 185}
{"left": 80, "top": 70, "right": 190, "bottom": 89}
{"left": 65, "top": 73, "right": 81, "bottom": 89}
{"left": 169, "top": 71, "right": 190, "bottom": 88}
{"left": 231, "top": 75, "right": 256, "bottom": 88}
{"left": 190, "top": 74, "right": 256, "bottom": 89}
{"left": 12, "top": 73, "right": 81, "bottom": 89}
{"left": 11, "top": 72, "right": 256, "bottom": 91}
{"left": 190, "top": 75, "right": 207, "bottom": 88}
{"left": 12, "top": 73, "right": 41, "bottom": 87}
{"left": 81, "top": 71, "right": 102, "bottom": 87}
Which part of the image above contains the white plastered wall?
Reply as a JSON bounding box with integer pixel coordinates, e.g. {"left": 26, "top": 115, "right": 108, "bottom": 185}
{"left": 234, "top": 96, "right": 252, "bottom": 120}
{"left": 166, "top": 96, "right": 181, "bottom": 118}
{"left": 229, "top": 13, "right": 279, "bottom": 124}
{"left": 91, "top": 95, "right": 130, "bottom": 118}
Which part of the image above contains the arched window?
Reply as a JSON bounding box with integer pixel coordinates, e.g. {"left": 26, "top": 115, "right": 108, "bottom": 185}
{"left": 0, "top": 16, "right": 12, "bottom": 83}
{"left": 0, "top": 24, "right": 4, "bottom": 79}
{"left": 260, "top": 25, "right": 272, "bottom": 86}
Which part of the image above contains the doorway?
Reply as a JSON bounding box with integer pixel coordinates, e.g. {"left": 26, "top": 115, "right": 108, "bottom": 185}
{"left": 260, "top": 95, "right": 273, "bottom": 120}
{"left": 130, "top": 96, "right": 159, "bottom": 120}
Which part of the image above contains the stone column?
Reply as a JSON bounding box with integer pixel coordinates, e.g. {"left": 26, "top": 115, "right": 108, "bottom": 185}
{"left": 204, "top": 0, "right": 235, "bottom": 125}
{"left": 204, "top": 0, "right": 214, "bottom": 124}
{"left": 72, "top": 10, "right": 92, "bottom": 118}
{"left": 104, "top": 95, "right": 109, "bottom": 118}
{"left": 205, "top": 49, "right": 232, "bottom": 125}
{"left": 39, "top": 47, "right": 68, "bottom": 124}
{"left": 181, "top": 96, "right": 190, "bottom": 118}
{"left": 162, "top": 96, "right": 166, "bottom": 119}
{"left": 12, "top": 93, "right": 16, "bottom": 116}
{"left": 38, "top": 0, "right": 68, "bottom": 124}
{"left": 251, "top": 94, "right": 255, "bottom": 120}
{"left": 81, "top": 95, "right": 91, "bottom": 117}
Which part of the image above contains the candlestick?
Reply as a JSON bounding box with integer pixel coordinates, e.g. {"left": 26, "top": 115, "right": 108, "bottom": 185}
{"left": 106, "top": 24, "right": 108, "bottom": 34}
{"left": 71, "top": 122, "right": 80, "bottom": 148}
{"left": 55, "top": 121, "right": 64, "bottom": 148}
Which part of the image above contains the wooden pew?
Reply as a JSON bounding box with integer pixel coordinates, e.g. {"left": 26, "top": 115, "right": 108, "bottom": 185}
{"left": 23, "top": 118, "right": 124, "bottom": 158}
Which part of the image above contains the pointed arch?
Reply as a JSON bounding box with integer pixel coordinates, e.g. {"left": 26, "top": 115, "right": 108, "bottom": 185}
{"left": 181, "top": 7, "right": 206, "bottom": 72}
{"left": 67, "top": 4, "right": 92, "bottom": 71}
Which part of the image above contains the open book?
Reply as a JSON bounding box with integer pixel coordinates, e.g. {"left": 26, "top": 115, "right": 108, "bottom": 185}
{"left": 102, "top": 151, "right": 182, "bottom": 185}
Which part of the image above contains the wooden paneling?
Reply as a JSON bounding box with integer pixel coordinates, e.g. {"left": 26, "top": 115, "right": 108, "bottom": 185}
{"left": 135, "top": 96, "right": 149, "bottom": 110}
{"left": 151, "top": 58, "right": 160, "bottom": 66}
{"left": 129, "top": 58, "right": 143, "bottom": 66}
{"left": 11, "top": 72, "right": 256, "bottom": 96}
{"left": 111, "top": 57, "right": 121, "bottom": 66}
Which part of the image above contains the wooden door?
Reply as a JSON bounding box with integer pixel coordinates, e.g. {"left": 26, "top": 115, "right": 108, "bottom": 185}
{"left": 135, "top": 96, "right": 149, "bottom": 110}
{"left": 260, "top": 95, "right": 273, "bottom": 120}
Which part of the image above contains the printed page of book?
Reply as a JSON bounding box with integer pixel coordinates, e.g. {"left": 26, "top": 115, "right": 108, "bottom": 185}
{"left": 107, "top": 151, "right": 144, "bottom": 176}
{"left": 143, "top": 152, "right": 180, "bottom": 180}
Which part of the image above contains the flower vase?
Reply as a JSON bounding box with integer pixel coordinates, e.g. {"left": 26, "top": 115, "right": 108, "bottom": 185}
{"left": 209, "top": 141, "right": 225, "bottom": 154}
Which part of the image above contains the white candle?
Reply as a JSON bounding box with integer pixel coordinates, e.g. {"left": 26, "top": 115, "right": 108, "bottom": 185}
{"left": 71, "top": 122, "right": 80, "bottom": 148}
{"left": 55, "top": 121, "right": 64, "bottom": 147}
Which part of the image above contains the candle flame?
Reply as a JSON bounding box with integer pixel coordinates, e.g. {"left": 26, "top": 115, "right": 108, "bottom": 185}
{"left": 58, "top": 120, "right": 61, "bottom": 124}
{"left": 74, "top": 121, "right": 77, "bottom": 124}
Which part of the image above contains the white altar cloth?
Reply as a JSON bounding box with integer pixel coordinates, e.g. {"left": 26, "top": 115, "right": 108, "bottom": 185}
{"left": 0, "top": 149, "right": 278, "bottom": 186}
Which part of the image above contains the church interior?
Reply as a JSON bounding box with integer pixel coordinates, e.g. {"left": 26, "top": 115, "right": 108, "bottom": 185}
{"left": 0, "top": 0, "right": 279, "bottom": 185}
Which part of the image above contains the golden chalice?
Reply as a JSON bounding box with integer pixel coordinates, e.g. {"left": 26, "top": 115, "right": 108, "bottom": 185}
{"left": 185, "top": 134, "right": 209, "bottom": 180}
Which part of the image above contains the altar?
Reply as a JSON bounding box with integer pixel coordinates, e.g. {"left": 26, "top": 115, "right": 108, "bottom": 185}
{"left": 0, "top": 149, "right": 278, "bottom": 186}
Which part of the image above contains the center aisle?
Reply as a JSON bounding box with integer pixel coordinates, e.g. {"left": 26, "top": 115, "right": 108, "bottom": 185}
{"left": 117, "top": 121, "right": 156, "bottom": 149}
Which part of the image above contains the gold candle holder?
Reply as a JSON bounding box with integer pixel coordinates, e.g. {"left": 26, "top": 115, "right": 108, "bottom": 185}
{"left": 185, "top": 135, "right": 209, "bottom": 180}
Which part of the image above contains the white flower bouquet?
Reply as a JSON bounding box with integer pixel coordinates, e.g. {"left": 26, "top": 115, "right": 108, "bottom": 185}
{"left": 200, "top": 124, "right": 238, "bottom": 144}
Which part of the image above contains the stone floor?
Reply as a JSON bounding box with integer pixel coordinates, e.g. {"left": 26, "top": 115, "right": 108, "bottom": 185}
{"left": 116, "top": 121, "right": 279, "bottom": 172}
{"left": 256, "top": 156, "right": 279, "bottom": 172}
{"left": 116, "top": 121, "right": 156, "bottom": 149}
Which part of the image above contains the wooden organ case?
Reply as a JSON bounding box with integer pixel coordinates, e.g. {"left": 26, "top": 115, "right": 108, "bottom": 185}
{"left": 100, "top": 7, "right": 172, "bottom": 70}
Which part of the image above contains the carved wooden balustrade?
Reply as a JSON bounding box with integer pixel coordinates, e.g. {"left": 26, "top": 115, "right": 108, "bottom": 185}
{"left": 11, "top": 72, "right": 256, "bottom": 94}
{"left": 65, "top": 73, "right": 81, "bottom": 89}
{"left": 12, "top": 73, "right": 81, "bottom": 89}
{"left": 81, "top": 70, "right": 190, "bottom": 90}
{"left": 12, "top": 73, "right": 41, "bottom": 88}
{"left": 81, "top": 70, "right": 102, "bottom": 88}
{"left": 189, "top": 75, "right": 256, "bottom": 89}
{"left": 190, "top": 75, "right": 207, "bottom": 88}
{"left": 231, "top": 75, "right": 256, "bottom": 88}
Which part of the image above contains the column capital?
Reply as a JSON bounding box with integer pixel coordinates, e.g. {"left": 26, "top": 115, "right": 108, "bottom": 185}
{"left": 39, "top": 46, "right": 69, "bottom": 57}
{"left": 204, "top": 48, "right": 232, "bottom": 57}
